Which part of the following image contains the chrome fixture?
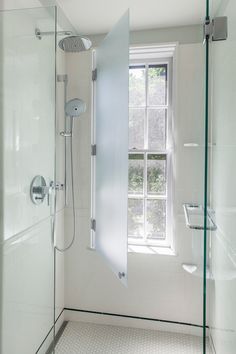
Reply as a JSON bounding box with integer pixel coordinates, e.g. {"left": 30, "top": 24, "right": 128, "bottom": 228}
{"left": 60, "top": 131, "right": 72, "bottom": 137}
{"left": 65, "top": 98, "right": 86, "bottom": 117}
{"left": 60, "top": 98, "right": 86, "bottom": 137}
{"left": 30, "top": 176, "right": 51, "bottom": 205}
{"left": 54, "top": 182, "right": 64, "bottom": 191}
{"left": 57, "top": 74, "right": 69, "bottom": 203}
{"left": 30, "top": 176, "right": 64, "bottom": 205}
{"left": 57, "top": 74, "right": 68, "bottom": 83}
{"left": 35, "top": 28, "right": 72, "bottom": 40}
{"left": 55, "top": 98, "right": 86, "bottom": 253}
{"left": 58, "top": 35, "right": 92, "bottom": 52}
{"left": 204, "top": 17, "right": 228, "bottom": 41}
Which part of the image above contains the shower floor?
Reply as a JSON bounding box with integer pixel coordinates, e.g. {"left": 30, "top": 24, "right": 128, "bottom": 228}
{"left": 55, "top": 321, "right": 212, "bottom": 354}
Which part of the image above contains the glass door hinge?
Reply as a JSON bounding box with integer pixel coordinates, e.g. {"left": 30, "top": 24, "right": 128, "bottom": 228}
{"left": 92, "top": 69, "right": 97, "bottom": 81}
{"left": 91, "top": 144, "right": 97, "bottom": 156}
{"left": 91, "top": 219, "right": 96, "bottom": 231}
{"left": 204, "top": 17, "right": 228, "bottom": 41}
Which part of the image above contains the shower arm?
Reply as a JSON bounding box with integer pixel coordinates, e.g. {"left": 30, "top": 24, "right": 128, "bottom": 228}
{"left": 35, "top": 28, "right": 72, "bottom": 40}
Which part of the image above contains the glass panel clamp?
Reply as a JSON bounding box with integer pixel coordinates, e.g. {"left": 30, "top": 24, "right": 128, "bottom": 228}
{"left": 204, "top": 17, "right": 228, "bottom": 42}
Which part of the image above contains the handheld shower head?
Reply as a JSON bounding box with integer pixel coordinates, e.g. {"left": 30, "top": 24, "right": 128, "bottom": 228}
{"left": 65, "top": 98, "right": 86, "bottom": 118}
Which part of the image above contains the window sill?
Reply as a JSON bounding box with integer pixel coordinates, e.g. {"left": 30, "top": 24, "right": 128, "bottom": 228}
{"left": 128, "top": 244, "right": 176, "bottom": 255}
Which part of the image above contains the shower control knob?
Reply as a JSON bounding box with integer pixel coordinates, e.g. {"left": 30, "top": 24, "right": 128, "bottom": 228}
{"left": 55, "top": 182, "right": 64, "bottom": 191}
{"left": 30, "top": 176, "right": 53, "bottom": 205}
{"left": 49, "top": 181, "right": 64, "bottom": 191}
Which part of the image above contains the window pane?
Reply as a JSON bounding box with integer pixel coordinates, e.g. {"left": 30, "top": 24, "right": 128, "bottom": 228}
{"left": 129, "top": 108, "right": 145, "bottom": 149}
{"left": 129, "top": 154, "right": 144, "bottom": 195}
{"left": 148, "top": 108, "right": 166, "bottom": 150}
{"left": 148, "top": 64, "right": 167, "bottom": 106}
{"left": 146, "top": 199, "right": 166, "bottom": 239}
{"left": 129, "top": 66, "right": 145, "bottom": 106}
{"left": 147, "top": 154, "right": 166, "bottom": 196}
{"left": 128, "top": 199, "right": 144, "bottom": 237}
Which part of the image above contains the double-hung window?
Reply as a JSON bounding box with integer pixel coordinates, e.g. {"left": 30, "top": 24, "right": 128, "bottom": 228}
{"left": 128, "top": 49, "right": 173, "bottom": 249}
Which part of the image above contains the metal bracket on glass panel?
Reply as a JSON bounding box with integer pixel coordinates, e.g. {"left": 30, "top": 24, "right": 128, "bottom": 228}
{"left": 183, "top": 203, "right": 217, "bottom": 231}
{"left": 92, "top": 69, "right": 97, "bottom": 81}
{"left": 204, "top": 17, "right": 228, "bottom": 42}
{"left": 91, "top": 144, "right": 97, "bottom": 156}
{"left": 35, "top": 28, "right": 72, "bottom": 40}
{"left": 91, "top": 219, "right": 96, "bottom": 231}
{"left": 118, "top": 272, "right": 125, "bottom": 279}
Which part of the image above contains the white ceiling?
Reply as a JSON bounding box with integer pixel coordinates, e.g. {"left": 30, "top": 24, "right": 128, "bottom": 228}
{"left": 57, "top": 0, "right": 206, "bottom": 35}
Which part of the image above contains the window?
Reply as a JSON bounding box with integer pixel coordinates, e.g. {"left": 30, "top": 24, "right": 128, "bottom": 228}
{"left": 128, "top": 52, "right": 173, "bottom": 249}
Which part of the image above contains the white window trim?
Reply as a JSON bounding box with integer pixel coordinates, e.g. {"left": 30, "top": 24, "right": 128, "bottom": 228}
{"left": 128, "top": 44, "right": 177, "bottom": 251}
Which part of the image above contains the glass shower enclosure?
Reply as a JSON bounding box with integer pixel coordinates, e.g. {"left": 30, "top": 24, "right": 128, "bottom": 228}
{"left": 0, "top": 1, "right": 235, "bottom": 353}
{"left": 0, "top": 6, "right": 56, "bottom": 354}
{"left": 208, "top": 0, "right": 236, "bottom": 353}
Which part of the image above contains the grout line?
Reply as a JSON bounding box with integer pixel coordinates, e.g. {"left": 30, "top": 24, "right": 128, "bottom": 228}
{"left": 64, "top": 307, "right": 207, "bottom": 329}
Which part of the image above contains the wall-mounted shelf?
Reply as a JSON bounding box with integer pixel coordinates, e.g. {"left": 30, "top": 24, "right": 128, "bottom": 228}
{"left": 182, "top": 263, "right": 212, "bottom": 279}
{"left": 183, "top": 203, "right": 217, "bottom": 231}
{"left": 183, "top": 143, "right": 216, "bottom": 148}
{"left": 183, "top": 143, "right": 199, "bottom": 147}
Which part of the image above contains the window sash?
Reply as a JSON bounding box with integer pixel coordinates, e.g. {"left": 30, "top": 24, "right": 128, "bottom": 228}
{"left": 128, "top": 57, "right": 172, "bottom": 248}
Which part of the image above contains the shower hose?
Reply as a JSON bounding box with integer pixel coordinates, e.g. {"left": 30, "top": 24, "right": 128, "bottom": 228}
{"left": 54, "top": 118, "right": 76, "bottom": 252}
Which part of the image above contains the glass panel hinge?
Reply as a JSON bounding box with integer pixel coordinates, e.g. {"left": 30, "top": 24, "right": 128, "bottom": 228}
{"left": 92, "top": 69, "right": 97, "bottom": 81}
{"left": 91, "top": 219, "right": 96, "bottom": 231}
{"left": 91, "top": 144, "right": 97, "bottom": 156}
{"left": 118, "top": 272, "right": 125, "bottom": 279}
{"left": 204, "top": 17, "right": 228, "bottom": 42}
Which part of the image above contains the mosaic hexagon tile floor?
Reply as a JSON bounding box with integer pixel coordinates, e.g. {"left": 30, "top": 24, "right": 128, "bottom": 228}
{"left": 55, "top": 321, "right": 212, "bottom": 354}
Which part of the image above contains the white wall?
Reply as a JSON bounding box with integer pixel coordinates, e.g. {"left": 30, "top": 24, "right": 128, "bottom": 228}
{"left": 90, "top": 24, "right": 202, "bottom": 47}
{"left": 209, "top": 0, "right": 236, "bottom": 353}
{"left": 55, "top": 41, "right": 66, "bottom": 323}
{"left": 64, "top": 27, "right": 207, "bottom": 331}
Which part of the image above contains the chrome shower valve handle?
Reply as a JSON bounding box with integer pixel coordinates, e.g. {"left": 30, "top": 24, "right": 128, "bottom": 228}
{"left": 30, "top": 176, "right": 55, "bottom": 205}
{"left": 60, "top": 131, "right": 72, "bottom": 137}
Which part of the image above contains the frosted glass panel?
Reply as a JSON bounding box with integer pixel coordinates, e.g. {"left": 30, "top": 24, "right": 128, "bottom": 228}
{"left": 95, "top": 11, "right": 129, "bottom": 285}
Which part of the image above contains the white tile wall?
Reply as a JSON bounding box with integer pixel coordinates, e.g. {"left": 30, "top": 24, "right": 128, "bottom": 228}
{"left": 64, "top": 42, "right": 208, "bottom": 329}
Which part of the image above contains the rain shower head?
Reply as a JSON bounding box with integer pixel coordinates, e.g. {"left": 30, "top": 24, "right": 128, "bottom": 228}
{"left": 65, "top": 98, "right": 86, "bottom": 118}
{"left": 59, "top": 35, "right": 92, "bottom": 52}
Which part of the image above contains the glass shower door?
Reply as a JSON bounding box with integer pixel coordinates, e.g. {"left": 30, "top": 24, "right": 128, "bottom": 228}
{"left": 0, "top": 6, "right": 56, "bottom": 354}
{"left": 208, "top": 0, "right": 236, "bottom": 353}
